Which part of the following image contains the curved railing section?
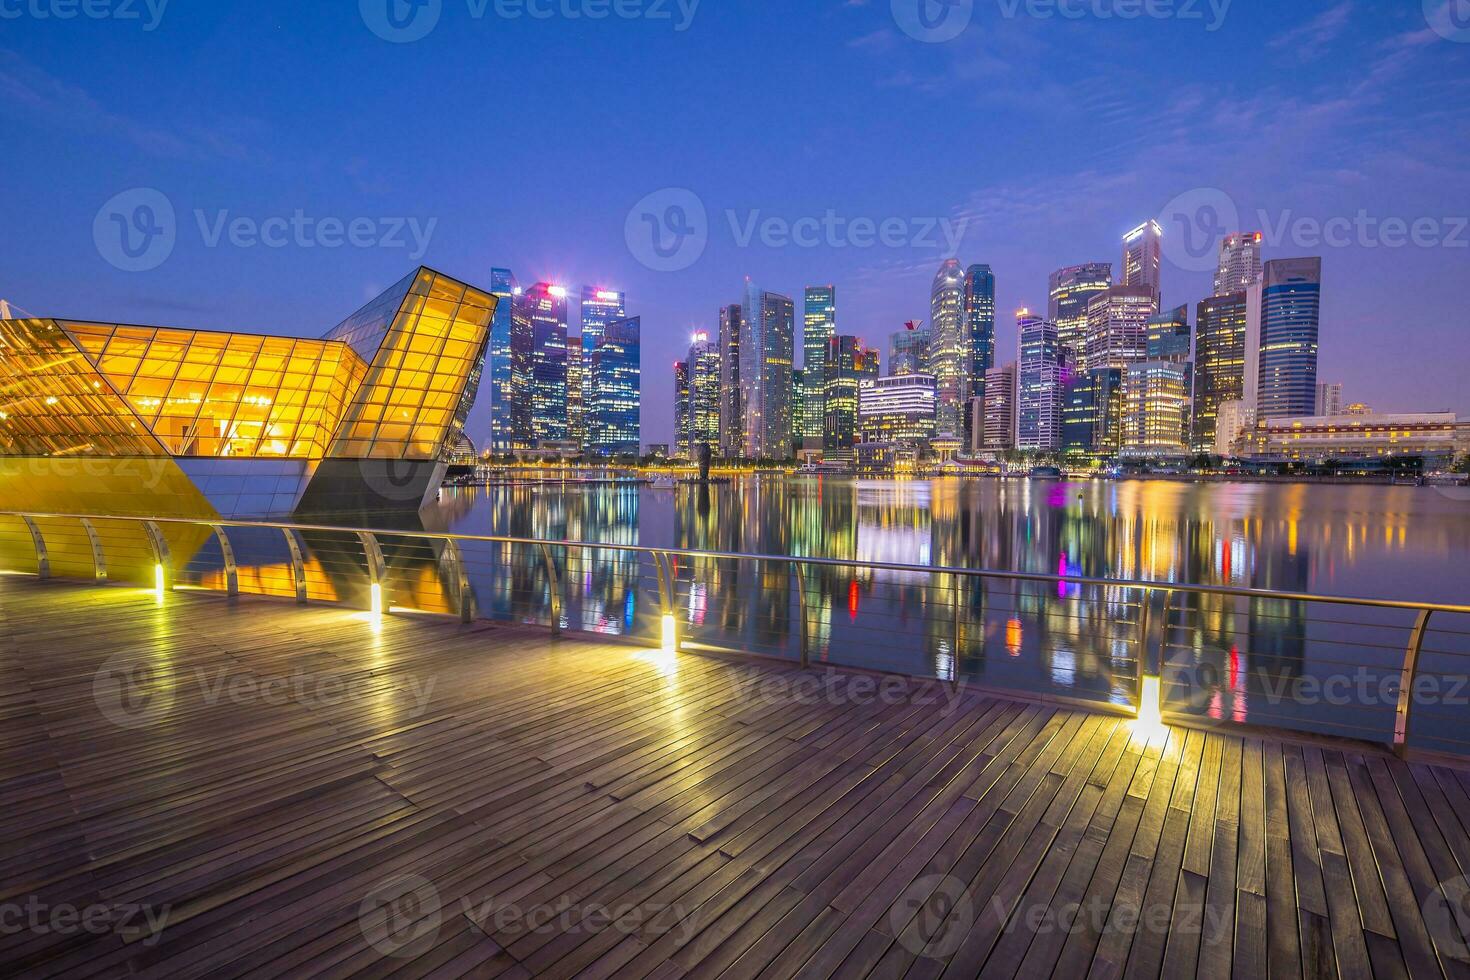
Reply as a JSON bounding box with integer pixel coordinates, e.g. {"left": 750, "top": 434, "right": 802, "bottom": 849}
{"left": 2, "top": 511, "right": 1468, "bottom": 759}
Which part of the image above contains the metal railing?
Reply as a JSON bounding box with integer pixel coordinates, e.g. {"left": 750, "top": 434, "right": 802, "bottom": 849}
{"left": 3, "top": 510, "right": 1469, "bottom": 758}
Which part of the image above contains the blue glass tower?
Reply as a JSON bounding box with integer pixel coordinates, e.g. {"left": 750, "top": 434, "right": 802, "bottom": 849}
{"left": 590, "top": 316, "right": 641, "bottom": 456}
{"left": 1256, "top": 258, "right": 1322, "bottom": 419}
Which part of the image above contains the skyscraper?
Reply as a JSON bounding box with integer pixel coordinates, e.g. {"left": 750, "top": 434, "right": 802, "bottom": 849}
{"left": 1315, "top": 382, "right": 1343, "bottom": 417}
{"left": 718, "top": 303, "right": 743, "bottom": 457}
{"left": 688, "top": 331, "right": 721, "bottom": 453}
{"left": 674, "top": 360, "right": 691, "bottom": 459}
{"left": 1122, "top": 361, "right": 1192, "bottom": 455}
{"left": 889, "top": 325, "right": 931, "bottom": 376}
{"left": 1193, "top": 292, "right": 1250, "bottom": 452}
{"left": 739, "top": 284, "right": 795, "bottom": 459}
{"left": 1062, "top": 368, "right": 1124, "bottom": 457}
{"left": 860, "top": 374, "right": 937, "bottom": 447}
{"left": 802, "top": 286, "right": 836, "bottom": 444}
{"left": 929, "top": 259, "right": 967, "bottom": 436}
{"left": 488, "top": 268, "right": 531, "bottom": 453}
{"left": 1048, "top": 262, "right": 1113, "bottom": 365}
{"left": 822, "top": 336, "right": 878, "bottom": 458}
{"left": 1256, "top": 257, "right": 1322, "bottom": 419}
{"left": 566, "top": 334, "right": 585, "bottom": 447}
{"left": 1215, "top": 233, "right": 1263, "bottom": 295}
{"left": 1121, "top": 220, "right": 1163, "bottom": 306}
{"left": 983, "top": 362, "right": 1017, "bottom": 451}
{"left": 1085, "top": 286, "right": 1159, "bottom": 370}
{"left": 580, "top": 286, "right": 625, "bottom": 447}
{"left": 1147, "top": 305, "right": 1192, "bottom": 361}
{"left": 964, "top": 264, "right": 996, "bottom": 399}
{"left": 589, "top": 316, "right": 640, "bottom": 457}
{"left": 521, "top": 282, "right": 569, "bottom": 445}
{"left": 1017, "top": 311, "right": 1063, "bottom": 452}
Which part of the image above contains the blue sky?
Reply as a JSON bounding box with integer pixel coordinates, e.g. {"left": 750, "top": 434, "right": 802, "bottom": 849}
{"left": 3, "top": 0, "right": 1468, "bottom": 447}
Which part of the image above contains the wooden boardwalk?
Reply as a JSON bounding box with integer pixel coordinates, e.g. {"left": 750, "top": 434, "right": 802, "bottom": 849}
{"left": 4, "top": 577, "right": 1470, "bottom": 979}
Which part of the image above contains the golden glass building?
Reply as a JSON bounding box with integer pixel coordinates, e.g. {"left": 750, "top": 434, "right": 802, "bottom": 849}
{"left": 0, "top": 266, "right": 494, "bottom": 518}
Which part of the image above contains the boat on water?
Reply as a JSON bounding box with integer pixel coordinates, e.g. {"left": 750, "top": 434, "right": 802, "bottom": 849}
{"left": 1030, "top": 466, "right": 1064, "bottom": 480}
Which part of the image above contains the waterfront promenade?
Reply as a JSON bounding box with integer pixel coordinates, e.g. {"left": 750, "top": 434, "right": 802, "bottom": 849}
{"left": 4, "top": 577, "right": 1470, "bottom": 978}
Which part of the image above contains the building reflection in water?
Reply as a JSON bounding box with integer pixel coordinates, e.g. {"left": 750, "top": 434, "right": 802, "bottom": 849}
{"left": 3, "top": 478, "right": 1466, "bottom": 744}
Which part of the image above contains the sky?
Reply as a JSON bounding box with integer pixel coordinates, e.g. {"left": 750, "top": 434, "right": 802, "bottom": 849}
{"left": 3, "top": 0, "right": 1468, "bottom": 448}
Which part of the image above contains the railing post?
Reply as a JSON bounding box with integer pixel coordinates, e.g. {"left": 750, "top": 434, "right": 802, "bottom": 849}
{"left": 442, "top": 538, "right": 474, "bottom": 624}
{"left": 357, "top": 531, "right": 388, "bottom": 614}
{"left": 951, "top": 573, "right": 963, "bottom": 665}
{"left": 1136, "top": 587, "right": 1154, "bottom": 712}
{"left": 281, "top": 528, "right": 308, "bottom": 604}
{"left": 142, "top": 520, "right": 171, "bottom": 592}
{"left": 653, "top": 551, "right": 680, "bottom": 653}
{"left": 1395, "top": 609, "right": 1434, "bottom": 753}
{"left": 793, "top": 560, "right": 811, "bottom": 669}
{"left": 20, "top": 516, "right": 49, "bottom": 580}
{"left": 79, "top": 518, "right": 106, "bottom": 582}
{"left": 538, "top": 543, "right": 562, "bottom": 636}
{"left": 209, "top": 525, "right": 239, "bottom": 597}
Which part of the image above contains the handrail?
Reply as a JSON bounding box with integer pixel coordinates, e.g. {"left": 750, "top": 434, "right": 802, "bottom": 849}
{"left": 3, "top": 509, "right": 1466, "bottom": 758}
{"left": 6, "top": 510, "right": 1469, "bottom": 616}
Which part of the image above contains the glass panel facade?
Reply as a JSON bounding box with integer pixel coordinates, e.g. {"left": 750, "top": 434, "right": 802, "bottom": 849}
{"left": 0, "top": 319, "right": 166, "bottom": 456}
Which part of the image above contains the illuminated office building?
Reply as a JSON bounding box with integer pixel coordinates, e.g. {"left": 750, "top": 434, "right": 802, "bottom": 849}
{"left": 718, "top": 303, "right": 743, "bottom": 457}
{"left": 860, "top": 374, "right": 937, "bottom": 447}
{"left": 1085, "top": 286, "right": 1158, "bottom": 371}
{"left": 929, "top": 259, "right": 967, "bottom": 435}
{"left": 1048, "top": 262, "right": 1112, "bottom": 365}
{"left": 983, "top": 362, "right": 1017, "bottom": 451}
{"left": 1062, "top": 368, "right": 1124, "bottom": 456}
{"left": 802, "top": 286, "right": 836, "bottom": 444}
{"left": 1017, "top": 312, "right": 1063, "bottom": 452}
{"left": 1316, "top": 382, "right": 1343, "bottom": 417}
{"left": 822, "top": 336, "right": 879, "bottom": 458}
{"left": 674, "top": 360, "right": 691, "bottom": 459}
{"left": 687, "top": 331, "right": 721, "bottom": 453}
{"left": 1147, "top": 305, "right": 1192, "bottom": 362}
{"left": 1256, "top": 257, "right": 1322, "bottom": 419}
{"left": 1215, "top": 233, "right": 1263, "bottom": 295}
{"left": 889, "top": 326, "right": 931, "bottom": 376}
{"left": 1122, "top": 361, "right": 1192, "bottom": 455}
{"left": 1193, "top": 291, "right": 1249, "bottom": 452}
{"left": 0, "top": 266, "right": 493, "bottom": 517}
{"left": 487, "top": 268, "right": 530, "bottom": 453}
{"left": 588, "top": 316, "right": 640, "bottom": 457}
{"left": 1245, "top": 412, "right": 1462, "bottom": 463}
{"left": 1121, "top": 219, "right": 1163, "bottom": 306}
{"left": 739, "top": 285, "right": 795, "bottom": 459}
{"left": 566, "top": 335, "right": 585, "bottom": 447}
{"left": 580, "top": 286, "right": 625, "bottom": 446}
{"left": 964, "top": 264, "right": 996, "bottom": 406}
{"left": 520, "top": 282, "right": 570, "bottom": 445}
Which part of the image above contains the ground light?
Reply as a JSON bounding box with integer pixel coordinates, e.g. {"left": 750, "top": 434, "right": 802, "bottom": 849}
{"left": 1134, "top": 673, "right": 1166, "bottom": 736}
{"left": 154, "top": 563, "right": 166, "bottom": 600}
{"left": 370, "top": 583, "right": 384, "bottom": 617}
{"left": 661, "top": 613, "right": 677, "bottom": 653}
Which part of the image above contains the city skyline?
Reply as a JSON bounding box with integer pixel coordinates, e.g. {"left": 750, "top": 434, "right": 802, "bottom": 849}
{"left": 4, "top": 3, "right": 1467, "bottom": 450}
